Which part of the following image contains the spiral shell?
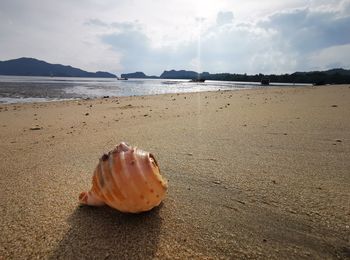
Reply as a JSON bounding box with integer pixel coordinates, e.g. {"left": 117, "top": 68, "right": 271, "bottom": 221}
{"left": 79, "top": 142, "right": 168, "bottom": 213}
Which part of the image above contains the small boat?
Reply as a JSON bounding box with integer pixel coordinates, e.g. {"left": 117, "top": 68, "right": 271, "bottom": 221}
{"left": 261, "top": 76, "right": 270, "bottom": 85}
{"left": 118, "top": 77, "right": 128, "bottom": 80}
{"left": 190, "top": 78, "right": 205, "bottom": 82}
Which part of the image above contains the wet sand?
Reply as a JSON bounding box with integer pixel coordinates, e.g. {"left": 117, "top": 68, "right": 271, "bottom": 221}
{"left": 0, "top": 85, "right": 349, "bottom": 259}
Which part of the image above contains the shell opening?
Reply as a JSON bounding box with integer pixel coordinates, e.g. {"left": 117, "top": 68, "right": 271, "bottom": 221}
{"left": 149, "top": 153, "right": 159, "bottom": 169}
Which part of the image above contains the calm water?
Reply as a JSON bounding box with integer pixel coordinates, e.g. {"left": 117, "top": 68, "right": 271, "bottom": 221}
{"left": 0, "top": 76, "right": 305, "bottom": 104}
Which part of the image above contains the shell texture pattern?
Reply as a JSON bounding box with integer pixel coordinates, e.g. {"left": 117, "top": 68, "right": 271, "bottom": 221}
{"left": 79, "top": 142, "right": 167, "bottom": 213}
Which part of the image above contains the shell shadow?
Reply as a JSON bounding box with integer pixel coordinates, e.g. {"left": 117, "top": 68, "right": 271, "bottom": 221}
{"left": 49, "top": 204, "right": 163, "bottom": 259}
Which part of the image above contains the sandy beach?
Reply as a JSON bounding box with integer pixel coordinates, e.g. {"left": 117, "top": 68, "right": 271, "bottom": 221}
{"left": 0, "top": 85, "right": 349, "bottom": 259}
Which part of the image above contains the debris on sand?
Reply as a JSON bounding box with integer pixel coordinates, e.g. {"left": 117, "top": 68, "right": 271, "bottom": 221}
{"left": 30, "top": 127, "right": 42, "bottom": 130}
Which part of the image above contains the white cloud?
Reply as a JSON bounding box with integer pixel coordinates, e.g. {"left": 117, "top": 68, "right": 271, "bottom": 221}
{"left": 308, "top": 44, "right": 350, "bottom": 70}
{"left": 216, "top": 11, "right": 234, "bottom": 26}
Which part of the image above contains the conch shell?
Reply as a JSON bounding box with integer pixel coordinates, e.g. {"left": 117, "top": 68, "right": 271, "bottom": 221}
{"left": 79, "top": 142, "right": 167, "bottom": 213}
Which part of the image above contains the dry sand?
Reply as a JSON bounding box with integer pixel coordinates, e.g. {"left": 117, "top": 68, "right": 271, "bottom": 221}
{"left": 0, "top": 85, "right": 349, "bottom": 259}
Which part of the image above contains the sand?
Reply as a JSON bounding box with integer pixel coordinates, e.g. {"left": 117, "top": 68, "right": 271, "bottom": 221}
{"left": 0, "top": 85, "right": 349, "bottom": 259}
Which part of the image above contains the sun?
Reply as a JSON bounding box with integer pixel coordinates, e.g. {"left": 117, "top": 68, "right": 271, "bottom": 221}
{"left": 194, "top": 0, "right": 225, "bottom": 17}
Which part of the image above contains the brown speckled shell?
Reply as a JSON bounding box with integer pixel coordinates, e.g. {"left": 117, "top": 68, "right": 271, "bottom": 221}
{"left": 80, "top": 142, "right": 167, "bottom": 213}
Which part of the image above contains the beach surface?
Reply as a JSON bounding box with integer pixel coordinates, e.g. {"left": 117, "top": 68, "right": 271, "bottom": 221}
{"left": 0, "top": 85, "right": 349, "bottom": 259}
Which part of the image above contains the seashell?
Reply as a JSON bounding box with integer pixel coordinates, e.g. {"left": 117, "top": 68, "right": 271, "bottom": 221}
{"left": 79, "top": 142, "right": 168, "bottom": 213}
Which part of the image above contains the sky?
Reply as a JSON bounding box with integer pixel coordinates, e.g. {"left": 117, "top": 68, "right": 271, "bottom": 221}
{"left": 1, "top": 0, "right": 350, "bottom": 76}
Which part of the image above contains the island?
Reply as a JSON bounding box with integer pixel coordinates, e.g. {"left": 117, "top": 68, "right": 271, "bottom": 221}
{"left": 120, "top": 71, "right": 158, "bottom": 79}
{"left": 121, "top": 68, "right": 350, "bottom": 85}
{"left": 0, "top": 57, "right": 116, "bottom": 78}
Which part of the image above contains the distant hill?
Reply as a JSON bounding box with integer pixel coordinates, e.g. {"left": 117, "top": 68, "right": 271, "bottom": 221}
{"left": 120, "top": 71, "right": 158, "bottom": 79}
{"left": 159, "top": 70, "right": 210, "bottom": 79}
{"left": 160, "top": 70, "right": 198, "bottom": 79}
{"left": 0, "top": 57, "right": 116, "bottom": 78}
{"left": 121, "top": 70, "right": 211, "bottom": 79}
{"left": 159, "top": 69, "right": 350, "bottom": 84}
{"left": 121, "top": 68, "right": 350, "bottom": 84}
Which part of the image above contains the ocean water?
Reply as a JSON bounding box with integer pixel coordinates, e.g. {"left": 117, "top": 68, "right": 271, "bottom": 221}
{"left": 0, "top": 76, "right": 305, "bottom": 104}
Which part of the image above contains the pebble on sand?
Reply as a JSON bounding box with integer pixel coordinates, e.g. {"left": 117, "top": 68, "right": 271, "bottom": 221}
{"left": 30, "top": 127, "right": 42, "bottom": 130}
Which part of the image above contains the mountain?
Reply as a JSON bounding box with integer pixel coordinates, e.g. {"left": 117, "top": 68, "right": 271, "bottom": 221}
{"left": 160, "top": 70, "right": 197, "bottom": 79}
{"left": 121, "top": 70, "right": 208, "bottom": 79}
{"left": 0, "top": 57, "right": 116, "bottom": 78}
{"left": 159, "top": 70, "right": 210, "bottom": 79}
{"left": 119, "top": 68, "right": 350, "bottom": 84}
{"left": 120, "top": 71, "right": 158, "bottom": 79}
{"left": 202, "top": 69, "right": 350, "bottom": 84}
{"left": 319, "top": 68, "right": 350, "bottom": 76}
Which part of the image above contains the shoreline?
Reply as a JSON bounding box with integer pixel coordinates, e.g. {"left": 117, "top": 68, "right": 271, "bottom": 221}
{"left": 1, "top": 84, "right": 349, "bottom": 259}
{"left": 0, "top": 83, "right": 314, "bottom": 105}
{"left": 0, "top": 75, "right": 313, "bottom": 105}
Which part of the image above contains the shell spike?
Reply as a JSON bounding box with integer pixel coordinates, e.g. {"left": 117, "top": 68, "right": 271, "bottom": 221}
{"left": 115, "top": 142, "right": 130, "bottom": 153}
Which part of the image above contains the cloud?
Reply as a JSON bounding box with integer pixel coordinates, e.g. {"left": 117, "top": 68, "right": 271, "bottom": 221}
{"left": 84, "top": 18, "right": 109, "bottom": 27}
{"left": 260, "top": 7, "right": 350, "bottom": 53}
{"left": 103, "top": 27, "right": 149, "bottom": 51}
{"left": 216, "top": 11, "right": 234, "bottom": 25}
{"left": 0, "top": 0, "right": 123, "bottom": 73}
{"left": 102, "top": 27, "right": 155, "bottom": 72}
{"left": 308, "top": 43, "right": 350, "bottom": 70}
{"left": 99, "top": 5, "right": 350, "bottom": 74}
{"left": 101, "top": 24, "right": 198, "bottom": 74}
{"left": 1, "top": 0, "right": 350, "bottom": 75}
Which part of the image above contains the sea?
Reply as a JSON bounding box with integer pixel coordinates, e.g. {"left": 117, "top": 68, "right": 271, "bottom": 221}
{"left": 0, "top": 76, "right": 307, "bottom": 104}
